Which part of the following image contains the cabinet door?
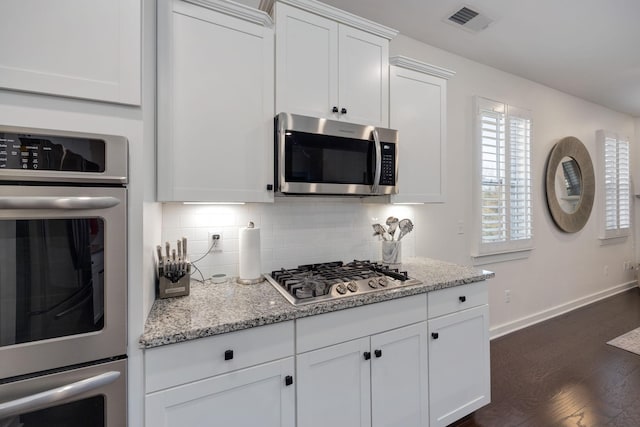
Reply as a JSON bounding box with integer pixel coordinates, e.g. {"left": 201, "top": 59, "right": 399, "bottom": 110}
{"left": 390, "top": 65, "right": 447, "bottom": 203}
{"left": 0, "top": 0, "right": 140, "bottom": 105}
{"left": 275, "top": 2, "right": 339, "bottom": 120}
{"left": 338, "top": 26, "right": 389, "bottom": 127}
{"left": 157, "top": 0, "right": 274, "bottom": 202}
{"left": 428, "top": 305, "right": 491, "bottom": 427}
{"left": 297, "top": 337, "right": 371, "bottom": 427}
{"left": 370, "top": 322, "right": 429, "bottom": 427}
{"left": 145, "top": 357, "right": 295, "bottom": 427}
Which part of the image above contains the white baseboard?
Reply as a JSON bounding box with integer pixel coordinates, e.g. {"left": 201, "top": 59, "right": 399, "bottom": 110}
{"left": 490, "top": 280, "right": 638, "bottom": 340}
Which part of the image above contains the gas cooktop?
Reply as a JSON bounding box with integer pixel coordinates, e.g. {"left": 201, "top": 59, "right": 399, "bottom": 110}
{"left": 264, "top": 260, "right": 422, "bottom": 306}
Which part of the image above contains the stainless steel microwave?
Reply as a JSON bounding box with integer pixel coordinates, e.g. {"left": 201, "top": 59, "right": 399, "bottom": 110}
{"left": 275, "top": 113, "right": 399, "bottom": 196}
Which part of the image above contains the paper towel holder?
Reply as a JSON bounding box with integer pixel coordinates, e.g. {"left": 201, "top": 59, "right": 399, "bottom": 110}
{"left": 237, "top": 221, "right": 264, "bottom": 285}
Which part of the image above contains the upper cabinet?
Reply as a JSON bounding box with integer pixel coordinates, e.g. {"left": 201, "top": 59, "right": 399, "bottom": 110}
{"left": 389, "top": 56, "right": 455, "bottom": 204}
{"left": 157, "top": 0, "right": 275, "bottom": 202}
{"left": 274, "top": 0, "right": 397, "bottom": 127}
{"left": 0, "top": 0, "right": 140, "bottom": 105}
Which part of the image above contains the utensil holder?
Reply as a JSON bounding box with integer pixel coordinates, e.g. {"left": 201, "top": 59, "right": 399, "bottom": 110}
{"left": 382, "top": 241, "right": 402, "bottom": 265}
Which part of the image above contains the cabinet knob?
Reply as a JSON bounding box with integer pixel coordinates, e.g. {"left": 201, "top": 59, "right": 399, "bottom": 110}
{"left": 459, "top": 296, "right": 467, "bottom": 303}
{"left": 374, "top": 349, "right": 382, "bottom": 358}
{"left": 431, "top": 332, "right": 439, "bottom": 340}
{"left": 340, "top": 107, "right": 347, "bottom": 114}
{"left": 266, "top": 184, "right": 273, "bottom": 191}
{"left": 332, "top": 106, "right": 339, "bottom": 113}
{"left": 224, "top": 349, "right": 234, "bottom": 360}
{"left": 285, "top": 375, "right": 293, "bottom": 386}
{"left": 363, "top": 351, "right": 371, "bottom": 360}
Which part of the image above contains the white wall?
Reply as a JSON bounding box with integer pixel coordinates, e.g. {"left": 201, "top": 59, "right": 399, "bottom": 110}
{"left": 161, "top": 200, "right": 417, "bottom": 279}
{"left": 390, "top": 35, "right": 638, "bottom": 336}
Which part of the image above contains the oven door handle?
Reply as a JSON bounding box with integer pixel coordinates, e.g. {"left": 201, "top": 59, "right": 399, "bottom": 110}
{"left": 0, "top": 371, "right": 120, "bottom": 419}
{"left": 0, "top": 196, "right": 121, "bottom": 210}
{"left": 371, "top": 128, "right": 381, "bottom": 194}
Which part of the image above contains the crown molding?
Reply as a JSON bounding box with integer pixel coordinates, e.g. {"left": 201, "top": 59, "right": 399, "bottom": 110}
{"left": 182, "top": 0, "right": 274, "bottom": 27}
{"left": 390, "top": 56, "right": 456, "bottom": 79}
{"left": 276, "top": 0, "right": 398, "bottom": 39}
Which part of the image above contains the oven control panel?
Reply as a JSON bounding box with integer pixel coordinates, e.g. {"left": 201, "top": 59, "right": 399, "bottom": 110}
{"left": 0, "top": 132, "right": 105, "bottom": 172}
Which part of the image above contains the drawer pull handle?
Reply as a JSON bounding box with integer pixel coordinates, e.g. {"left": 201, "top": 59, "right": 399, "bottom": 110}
{"left": 431, "top": 332, "right": 439, "bottom": 340}
{"left": 363, "top": 351, "right": 371, "bottom": 360}
{"left": 285, "top": 375, "right": 293, "bottom": 386}
{"left": 224, "top": 350, "right": 234, "bottom": 361}
{"left": 374, "top": 349, "right": 382, "bottom": 358}
{"left": 459, "top": 296, "right": 467, "bottom": 303}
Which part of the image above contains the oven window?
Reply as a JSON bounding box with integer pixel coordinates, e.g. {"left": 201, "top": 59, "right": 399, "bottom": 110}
{"left": 0, "top": 218, "right": 105, "bottom": 347}
{"left": 284, "top": 131, "right": 374, "bottom": 184}
{"left": 7, "top": 395, "right": 105, "bottom": 427}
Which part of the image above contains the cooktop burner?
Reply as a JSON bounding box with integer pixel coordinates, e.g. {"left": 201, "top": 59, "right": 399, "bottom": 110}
{"left": 265, "top": 260, "right": 422, "bottom": 306}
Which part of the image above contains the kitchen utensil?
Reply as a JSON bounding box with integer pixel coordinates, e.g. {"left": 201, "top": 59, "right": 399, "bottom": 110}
{"left": 397, "top": 219, "right": 414, "bottom": 241}
{"left": 372, "top": 223, "right": 389, "bottom": 240}
{"left": 386, "top": 217, "right": 399, "bottom": 240}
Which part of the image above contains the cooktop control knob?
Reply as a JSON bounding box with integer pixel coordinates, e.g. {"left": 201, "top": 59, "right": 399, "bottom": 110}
{"left": 347, "top": 281, "right": 358, "bottom": 292}
{"left": 368, "top": 279, "right": 378, "bottom": 289}
{"left": 378, "top": 277, "right": 388, "bottom": 287}
{"left": 336, "top": 284, "right": 348, "bottom": 294}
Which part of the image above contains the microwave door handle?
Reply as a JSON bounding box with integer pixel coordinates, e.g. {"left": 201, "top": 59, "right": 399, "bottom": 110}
{"left": 0, "top": 371, "right": 120, "bottom": 419}
{"left": 0, "top": 196, "right": 121, "bottom": 210}
{"left": 371, "top": 129, "right": 382, "bottom": 194}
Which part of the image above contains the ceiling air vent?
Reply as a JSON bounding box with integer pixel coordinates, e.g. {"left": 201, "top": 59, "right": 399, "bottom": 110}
{"left": 445, "top": 5, "right": 493, "bottom": 33}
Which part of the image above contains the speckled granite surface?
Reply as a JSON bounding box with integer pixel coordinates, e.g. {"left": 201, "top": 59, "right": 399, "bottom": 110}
{"left": 139, "top": 257, "right": 494, "bottom": 349}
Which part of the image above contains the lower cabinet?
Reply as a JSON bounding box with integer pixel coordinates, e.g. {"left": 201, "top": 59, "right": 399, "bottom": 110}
{"left": 145, "top": 357, "right": 295, "bottom": 427}
{"left": 427, "top": 288, "right": 490, "bottom": 427}
{"left": 296, "top": 322, "right": 429, "bottom": 427}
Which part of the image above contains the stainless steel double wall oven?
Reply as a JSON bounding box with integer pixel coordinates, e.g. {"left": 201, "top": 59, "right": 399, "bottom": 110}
{"left": 0, "top": 126, "right": 128, "bottom": 426}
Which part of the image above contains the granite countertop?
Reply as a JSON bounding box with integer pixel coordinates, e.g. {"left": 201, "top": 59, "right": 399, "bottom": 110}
{"left": 139, "top": 257, "right": 494, "bottom": 349}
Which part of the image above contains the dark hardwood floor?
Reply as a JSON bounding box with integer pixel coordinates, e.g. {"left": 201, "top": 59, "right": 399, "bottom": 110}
{"left": 452, "top": 287, "right": 640, "bottom": 427}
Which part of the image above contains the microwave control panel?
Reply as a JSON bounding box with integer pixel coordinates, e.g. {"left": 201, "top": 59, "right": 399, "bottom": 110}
{"left": 380, "top": 142, "right": 396, "bottom": 186}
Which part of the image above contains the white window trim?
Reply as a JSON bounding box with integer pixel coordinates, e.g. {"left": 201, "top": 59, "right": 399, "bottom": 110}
{"left": 596, "top": 129, "right": 631, "bottom": 241}
{"left": 472, "top": 97, "right": 533, "bottom": 261}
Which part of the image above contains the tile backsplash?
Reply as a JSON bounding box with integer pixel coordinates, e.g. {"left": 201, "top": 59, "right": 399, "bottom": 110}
{"left": 161, "top": 200, "right": 416, "bottom": 280}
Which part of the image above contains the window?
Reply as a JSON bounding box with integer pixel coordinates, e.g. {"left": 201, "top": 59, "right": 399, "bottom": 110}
{"left": 597, "top": 130, "right": 630, "bottom": 239}
{"left": 474, "top": 97, "right": 532, "bottom": 258}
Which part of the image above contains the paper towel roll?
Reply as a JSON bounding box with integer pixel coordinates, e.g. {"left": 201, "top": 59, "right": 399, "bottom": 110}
{"left": 238, "top": 222, "right": 262, "bottom": 284}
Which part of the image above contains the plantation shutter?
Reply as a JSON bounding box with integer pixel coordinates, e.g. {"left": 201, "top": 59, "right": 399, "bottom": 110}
{"left": 601, "top": 130, "right": 630, "bottom": 237}
{"left": 476, "top": 97, "right": 532, "bottom": 255}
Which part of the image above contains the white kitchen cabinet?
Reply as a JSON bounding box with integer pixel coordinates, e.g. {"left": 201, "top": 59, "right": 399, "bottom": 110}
{"left": 274, "top": 0, "right": 396, "bottom": 127}
{"left": 144, "top": 321, "right": 295, "bottom": 427}
{"left": 146, "top": 357, "right": 295, "bottom": 427}
{"left": 295, "top": 295, "right": 429, "bottom": 427}
{"left": 427, "top": 283, "right": 491, "bottom": 427}
{"left": 0, "top": 0, "right": 140, "bottom": 105}
{"left": 390, "top": 56, "right": 455, "bottom": 203}
{"left": 157, "top": 0, "right": 274, "bottom": 202}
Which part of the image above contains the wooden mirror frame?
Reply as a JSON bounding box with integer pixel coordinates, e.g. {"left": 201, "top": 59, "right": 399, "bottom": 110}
{"left": 545, "top": 136, "right": 595, "bottom": 232}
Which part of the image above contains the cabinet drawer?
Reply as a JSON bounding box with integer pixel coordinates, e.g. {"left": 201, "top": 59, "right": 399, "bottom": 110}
{"left": 428, "top": 281, "right": 488, "bottom": 319}
{"left": 296, "top": 294, "right": 427, "bottom": 353}
{"left": 145, "top": 321, "right": 294, "bottom": 392}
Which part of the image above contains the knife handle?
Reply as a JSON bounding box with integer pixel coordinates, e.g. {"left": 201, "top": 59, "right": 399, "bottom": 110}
{"left": 182, "top": 237, "right": 188, "bottom": 258}
{"left": 177, "top": 239, "right": 182, "bottom": 259}
{"left": 165, "top": 242, "right": 170, "bottom": 258}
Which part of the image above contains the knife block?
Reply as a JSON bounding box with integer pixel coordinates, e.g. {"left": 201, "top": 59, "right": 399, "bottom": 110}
{"left": 157, "top": 261, "right": 191, "bottom": 299}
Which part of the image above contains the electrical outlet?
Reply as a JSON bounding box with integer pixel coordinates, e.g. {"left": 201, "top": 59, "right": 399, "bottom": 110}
{"left": 208, "top": 231, "right": 223, "bottom": 252}
{"left": 504, "top": 289, "right": 511, "bottom": 303}
{"left": 604, "top": 265, "right": 609, "bottom": 276}
{"left": 457, "top": 220, "right": 465, "bottom": 235}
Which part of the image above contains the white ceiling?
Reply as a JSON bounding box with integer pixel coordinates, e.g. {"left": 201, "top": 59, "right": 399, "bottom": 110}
{"left": 257, "top": 0, "right": 640, "bottom": 117}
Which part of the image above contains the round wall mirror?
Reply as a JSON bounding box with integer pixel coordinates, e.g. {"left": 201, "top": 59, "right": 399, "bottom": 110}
{"left": 545, "top": 137, "right": 594, "bottom": 232}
